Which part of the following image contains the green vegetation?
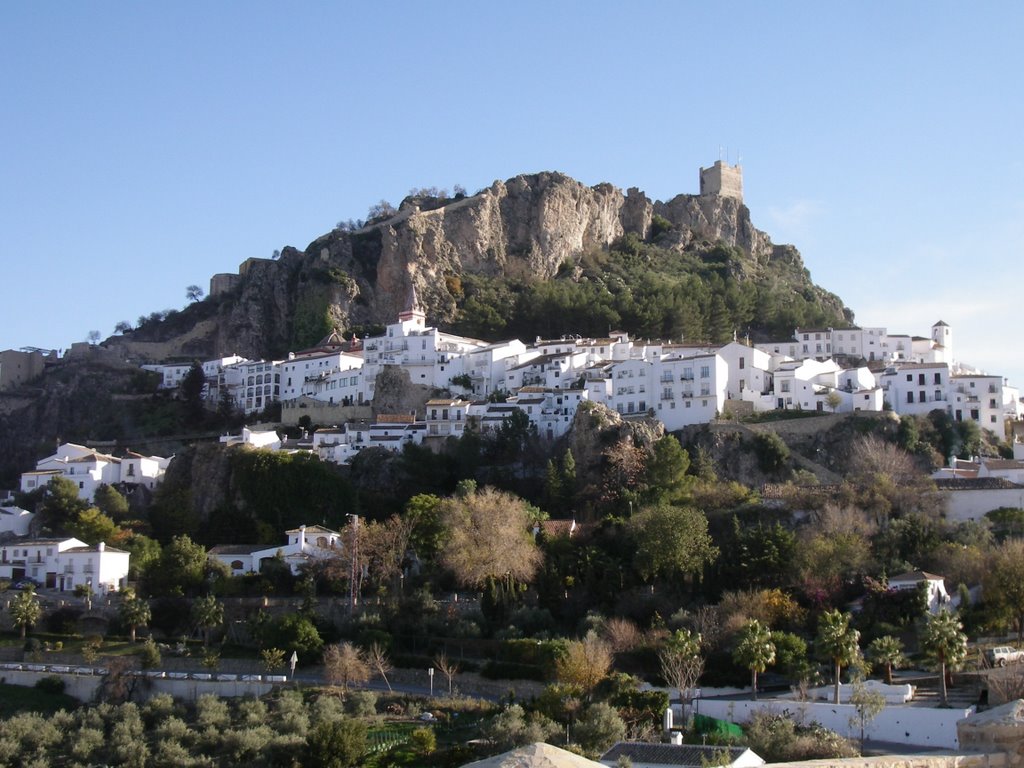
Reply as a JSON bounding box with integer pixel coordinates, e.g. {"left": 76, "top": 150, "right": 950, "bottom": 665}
{"left": 448, "top": 239, "right": 847, "bottom": 344}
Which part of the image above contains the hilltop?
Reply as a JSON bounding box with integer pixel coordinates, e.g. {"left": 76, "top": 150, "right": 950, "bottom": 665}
{"left": 103, "top": 169, "right": 851, "bottom": 362}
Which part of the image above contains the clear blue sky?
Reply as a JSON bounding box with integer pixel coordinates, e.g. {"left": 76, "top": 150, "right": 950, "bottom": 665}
{"left": 2, "top": 2, "right": 1022, "bottom": 388}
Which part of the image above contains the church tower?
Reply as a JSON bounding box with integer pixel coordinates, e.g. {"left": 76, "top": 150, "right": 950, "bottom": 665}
{"left": 932, "top": 320, "right": 953, "bottom": 362}
{"left": 397, "top": 282, "right": 426, "bottom": 331}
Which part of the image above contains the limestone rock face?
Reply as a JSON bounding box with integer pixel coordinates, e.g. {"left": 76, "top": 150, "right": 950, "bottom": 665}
{"left": 103, "top": 170, "right": 837, "bottom": 363}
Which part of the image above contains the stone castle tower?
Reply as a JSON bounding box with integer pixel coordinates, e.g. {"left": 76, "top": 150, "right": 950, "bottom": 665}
{"left": 699, "top": 160, "right": 743, "bottom": 202}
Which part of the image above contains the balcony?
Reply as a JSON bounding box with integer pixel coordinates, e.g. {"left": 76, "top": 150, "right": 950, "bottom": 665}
{"left": 661, "top": 392, "right": 674, "bottom": 401}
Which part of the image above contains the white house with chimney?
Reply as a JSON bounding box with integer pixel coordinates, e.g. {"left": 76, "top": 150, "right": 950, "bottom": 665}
{"left": 209, "top": 524, "right": 345, "bottom": 575}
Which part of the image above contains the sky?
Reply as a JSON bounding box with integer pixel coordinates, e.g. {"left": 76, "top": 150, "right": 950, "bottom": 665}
{"left": 2, "top": 2, "right": 1022, "bottom": 388}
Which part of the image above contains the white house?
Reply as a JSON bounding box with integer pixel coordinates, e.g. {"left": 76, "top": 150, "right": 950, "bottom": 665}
{"left": 888, "top": 570, "right": 951, "bottom": 614}
{"left": 0, "top": 506, "right": 33, "bottom": 538}
{"left": 119, "top": 451, "right": 171, "bottom": 491}
{"left": 0, "top": 536, "right": 129, "bottom": 593}
{"left": 220, "top": 427, "right": 282, "bottom": 451}
{"left": 223, "top": 359, "right": 284, "bottom": 415}
{"left": 424, "top": 398, "right": 473, "bottom": 440}
{"left": 210, "top": 524, "right": 345, "bottom": 575}
{"left": 279, "top": 345, "right": 363, "bottom": 402}
{"left": 360, "top": 295, "right": 489, "bottom": 395}
{"left": 507, "top": 387, "right": 588, "bottom": 440}
{"left": 21, "top": 443, "right": 121, "bottom": 500}
{"left": 880, "top": 362, "right": 950, "bottom": 416}
{"left": 20, "top": 443, "right": 168, "bottom": 501}
{"left": 59, "top": 541, "right": 131, "bottom": 594}
{"left": 951, "top": 373, "right": 1011, "bottom": 434}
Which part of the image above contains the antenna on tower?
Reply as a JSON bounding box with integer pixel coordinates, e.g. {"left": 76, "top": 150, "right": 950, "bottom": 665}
{"left": 737, "top": 151, "right": 742, "bottom": 166}
{"left": 718, "top": 145, "right": 723, "bottom": 162}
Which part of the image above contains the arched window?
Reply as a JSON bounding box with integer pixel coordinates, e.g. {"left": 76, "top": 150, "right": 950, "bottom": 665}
{"left": 316, "top": 536, "right": 328, "bottom": 548}
{"left": 247, "top": 376, "right": 255, "bottom": 386}
{"left": 231, "top": 560, "right": 244, "bottom": 571}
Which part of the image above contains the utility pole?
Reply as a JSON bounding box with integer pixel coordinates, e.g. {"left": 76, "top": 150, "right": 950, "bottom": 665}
{"left": 349, "top": 514, "right": 359, "bottom": 613}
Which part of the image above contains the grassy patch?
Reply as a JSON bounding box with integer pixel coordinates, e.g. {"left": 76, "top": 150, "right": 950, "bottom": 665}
{"left": 0, "top": 683, "right": 80, "bottom": 718}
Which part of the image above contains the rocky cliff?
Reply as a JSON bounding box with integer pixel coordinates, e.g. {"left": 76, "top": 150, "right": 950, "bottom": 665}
{"left": 106, "top": 170, "right": 849, "bottom": 362}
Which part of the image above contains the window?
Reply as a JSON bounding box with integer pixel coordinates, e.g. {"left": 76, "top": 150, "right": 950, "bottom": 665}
{"left": 231, "top": 560, "right": 244, "bottom": 571}
{"left": 700, "top": 365, "right": 710, "bottom": 378}
{"left": 739, "top": 357, "right": 745, "bottom": 370}
{"left": 991, "top": 415, "right": 998, "bottom": 423}
{"left": 919, "top": 374, "right": 926, "bottom": 385}
{"left": 906, "top": 374, "right": 913, "bottom": 382}
{"left": 935, "top": 373, "right": 942, "bottom": 385}
{"left": 907, "top": 392, "right": 914, "bottom": 403}
{"left": 781, "top": 381, "right": 790, "bottom": 393}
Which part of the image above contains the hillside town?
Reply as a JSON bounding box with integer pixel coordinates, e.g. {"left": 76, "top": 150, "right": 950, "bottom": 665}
{"left": 131, "top": 300, "right": 1024, "bottom": 464}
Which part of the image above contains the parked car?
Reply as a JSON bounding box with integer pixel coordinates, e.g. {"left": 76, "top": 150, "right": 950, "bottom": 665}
{"left": 986, "top": 646, "right": 1024, "bottom": 666}
{"left": 12, "top": 578, "right": 39, "bottom": 590}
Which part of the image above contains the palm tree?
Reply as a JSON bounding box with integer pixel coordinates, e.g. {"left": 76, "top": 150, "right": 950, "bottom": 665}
{"left": 920, "top": 610, "right": 967, "bottom": 706}
{"left": 817, "top": 609, "right": 861, "bottom": 704}
{"left": 867, "top": 635, "right": 906, "bottom": 685}
{"left": 191, "top": 594, "right": 224, "bottom": 647}
{"left": 10, "top": 587, "right": 41, "bottom": 639}
{"left": 733, "top": 620, "right": 775, "bottom": 701}
{"left": 119, "top": 588, "right": 151, "bottom": 643}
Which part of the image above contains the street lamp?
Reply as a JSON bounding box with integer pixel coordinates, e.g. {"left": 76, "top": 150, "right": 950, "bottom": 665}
{"left": 428, "top": 667, "right": 434, "bottom": 697}
{"left": 289, "top": 651, "right": 298, "bottom": 679}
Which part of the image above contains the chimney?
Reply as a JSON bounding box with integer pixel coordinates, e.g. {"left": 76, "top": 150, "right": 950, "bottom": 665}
{"left": 299, "top": 525, "right": 306, "bottom": 549}
{"left": 98, "top": 542, "right": 105, "bottom": 552}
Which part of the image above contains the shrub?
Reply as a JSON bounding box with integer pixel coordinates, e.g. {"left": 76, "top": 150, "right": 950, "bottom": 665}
{"left": 34, "top": 676, "right": 66, "bottom": 694}
{"left": 409, "top": 726, "right": 437, "bottom": 755}
{"left": 345, "top": 690, "right": 377, "bottom": 718}
{"left": 45, "top": 606, "right": 83, "bottom": 634}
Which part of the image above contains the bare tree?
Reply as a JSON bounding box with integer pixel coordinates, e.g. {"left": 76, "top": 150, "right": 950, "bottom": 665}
{"left": 659, "top": 629, "right": 705, "bottom": 709}
{"left": 322, "top": 642, "right": 370, "bottom": 697}
{"left": 433, "top": 652, "right": 459, "bottom": 697}
{"left": 367, "top": 642, "right": 393, "bottom": 692}
{"left": 185, "top": 285, "right": 204, "bottom": 302}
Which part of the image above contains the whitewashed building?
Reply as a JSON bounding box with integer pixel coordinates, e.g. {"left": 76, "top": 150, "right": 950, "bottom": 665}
{"left": 209, "top": 524, "right": 345, "bottom": 575}
{"left": 0, "top": 536, "right": 129, "bottom": 593}
{"left": 0, "top": 506, "right": 33, "bottom": 537}
{"left": 20, "top": 443, "right": 168, "bottom": 501}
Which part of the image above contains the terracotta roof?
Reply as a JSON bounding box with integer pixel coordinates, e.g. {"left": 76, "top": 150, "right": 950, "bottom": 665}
{"left": 983, "top": 460, "right": 1024, "bottom": 470}
{"left": 63, "top": 545, "right": 129, "bottom": 554}
{"left": 209, "top": 544, "right": 265, "bottom": 555}
{"left": 890, "top": 570, "right": 945, "bottom": 583}
{"left": 936, "top": 477, "right": 1022, "bottom": 490}
{"left": 285, "top": 525, "right": 340, "bottom": 535}
{"left": 376, "top": 414, "right": 416, "bottom": 424}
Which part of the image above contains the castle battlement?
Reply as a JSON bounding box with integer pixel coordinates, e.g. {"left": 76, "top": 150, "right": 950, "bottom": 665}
{"left": 700, "top": 160, "right": 743, "bottom": 202}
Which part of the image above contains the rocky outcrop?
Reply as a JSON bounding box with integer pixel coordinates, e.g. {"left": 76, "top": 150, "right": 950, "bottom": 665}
{"left": 101, "top": 170, "right": 845, "bottom": 363}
